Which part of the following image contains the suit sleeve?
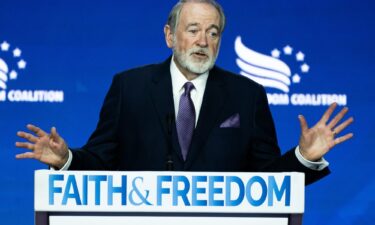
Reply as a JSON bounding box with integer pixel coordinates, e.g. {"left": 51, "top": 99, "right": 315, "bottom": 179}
{"left": 250, "top": 85, "right": 330, "bottom": 185}
{"left": 69, "top": 74, "right": 122, "bottom": 170}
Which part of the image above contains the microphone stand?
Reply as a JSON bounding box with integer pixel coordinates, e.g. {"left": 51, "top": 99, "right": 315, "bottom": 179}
{"left": 165, "top": 114, "right": 174, "bottom": 171}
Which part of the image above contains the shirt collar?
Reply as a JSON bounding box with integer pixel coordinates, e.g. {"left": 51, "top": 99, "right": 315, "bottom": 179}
{"left": 170, "top": 55, "right": 209, "bottom": 94}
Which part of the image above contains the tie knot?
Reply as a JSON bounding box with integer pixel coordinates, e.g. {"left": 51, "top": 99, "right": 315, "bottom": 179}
{"left": 184, "top": 82, "right": 195, "bottom": 94}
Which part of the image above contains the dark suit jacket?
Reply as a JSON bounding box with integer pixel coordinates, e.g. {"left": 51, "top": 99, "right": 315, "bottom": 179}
{"left": 70, "top": 57, "right": 329, "bottom": 185}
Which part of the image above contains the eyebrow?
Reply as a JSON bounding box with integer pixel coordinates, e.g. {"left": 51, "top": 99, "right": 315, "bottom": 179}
{"left": 186, "top": 23, "right": 220, "bottom": 31}
{"left": 186, "top": 23, "right": 199, "bottom": 28}
{"left": 207, "top": 24, "right": 220, "bottom": 32}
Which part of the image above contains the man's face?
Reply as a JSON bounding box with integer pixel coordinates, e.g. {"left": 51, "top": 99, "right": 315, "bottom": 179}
{"left": 166, "top": 3, "right": 221, "bottom": 77}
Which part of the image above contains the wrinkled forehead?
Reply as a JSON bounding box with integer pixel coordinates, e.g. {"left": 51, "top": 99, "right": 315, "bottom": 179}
{"left": 178, "top": 2, "right": 221, "bottom": 29}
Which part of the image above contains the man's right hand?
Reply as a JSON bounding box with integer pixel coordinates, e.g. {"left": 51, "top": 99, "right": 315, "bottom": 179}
{"left": 15, "top": 124, "right": 69, "bottom": 169}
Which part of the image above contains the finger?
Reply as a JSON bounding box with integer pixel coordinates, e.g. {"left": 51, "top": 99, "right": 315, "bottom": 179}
{"left": 298, "top": 115, "right": 309, "bottom": 133}
{"left": 327, "top": 107, "right": 349, "bottom": 129}
{"left": 15, "top": 152, "right": 36, "bottom": 159}
{"left": 50, "top": 127, "right": 60, "bottom": 142}
{"left": 27, "top": 124, "right": 47, "bottom": 137}
{"left": 15, "top": 142, "right": 34, "bottom": 150}
{"left": 319, "top": 102, "right": 337, "bottom": 124}
{"left": 334, "top": 133, "right": 354, "bottom": 145}
{"left": 16, "top": 131, "right": 38, "bottom": 143}
{"left": 333, "top": 117, "right": 354, "bottom": 134}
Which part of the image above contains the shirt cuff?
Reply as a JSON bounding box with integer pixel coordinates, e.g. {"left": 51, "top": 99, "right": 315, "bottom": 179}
{"left": 295, "top": 146, "right": 329, "bottom": 171}
{"left": 50, "top": 150, "right": 72, "bottom": 171}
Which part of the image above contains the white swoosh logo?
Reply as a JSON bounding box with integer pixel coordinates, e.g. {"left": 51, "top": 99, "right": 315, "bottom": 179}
{"left": 0, "top": 58, "right": 9, "bottom": 89}
{"left": 0, "top": 74, "right": 7, "bottom": 89}
{"left": 235, "top": 36, "right": 291, "bottom": 93}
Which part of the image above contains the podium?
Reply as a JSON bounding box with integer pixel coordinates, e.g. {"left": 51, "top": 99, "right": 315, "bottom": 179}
{"left": 34, "top": 170, "right": 304, "bottom": 225}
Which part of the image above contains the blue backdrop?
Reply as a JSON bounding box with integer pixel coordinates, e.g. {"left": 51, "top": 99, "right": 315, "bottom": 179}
{"left": 1, "top": 0, "right": 374, "bottom": 224}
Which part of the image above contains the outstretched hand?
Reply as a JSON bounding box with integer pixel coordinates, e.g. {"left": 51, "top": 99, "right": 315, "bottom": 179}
{"left": 298, "top": 103, "right": 354, "bottom": 162}
{"left": 15, "top": 124, "right": 69, "bottom": 169}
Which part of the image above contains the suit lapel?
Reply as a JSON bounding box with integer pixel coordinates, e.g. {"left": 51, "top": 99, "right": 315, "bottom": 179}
{"left": 184, "top": 67, "right": 227, "bottom": 168}
{"left": 149, "top": 61, "right": 228, "bottom": 167}
{"left": 149, "top": 57, "right": 184, "bottom": 161}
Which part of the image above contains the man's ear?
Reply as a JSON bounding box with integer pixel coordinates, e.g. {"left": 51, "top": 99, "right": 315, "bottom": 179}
{"left": 164, "top": 25, "right": 174, "bottom": 48}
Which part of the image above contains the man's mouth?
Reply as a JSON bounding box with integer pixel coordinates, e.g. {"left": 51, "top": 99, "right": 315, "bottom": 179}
{"left": 192, "top": 51, "right": 208, "bottom": 59}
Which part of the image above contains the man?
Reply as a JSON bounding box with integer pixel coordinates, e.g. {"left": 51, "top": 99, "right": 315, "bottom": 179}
{"left": 15, "top": 0, "right": 353, "bottom": 185}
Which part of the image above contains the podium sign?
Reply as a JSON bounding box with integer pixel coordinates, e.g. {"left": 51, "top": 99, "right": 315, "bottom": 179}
{"left": 35, "top": 170, "right": 305, "bottom": 225}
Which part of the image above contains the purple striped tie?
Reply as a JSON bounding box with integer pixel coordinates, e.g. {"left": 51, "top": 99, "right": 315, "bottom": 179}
{"left": 176, "top": 82, "right": 195, "bottom": 161}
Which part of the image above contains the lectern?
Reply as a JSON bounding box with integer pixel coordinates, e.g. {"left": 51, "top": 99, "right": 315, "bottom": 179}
{"left": 34, "top": 170, "right": 304, "bottom": 225}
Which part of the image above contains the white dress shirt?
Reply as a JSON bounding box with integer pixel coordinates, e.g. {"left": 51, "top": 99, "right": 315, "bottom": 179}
{"left": 170, "top": 56, "right": 208, "bottom": 126}
{"left": 59, "top": 57, "right": 328, "bottom": 171}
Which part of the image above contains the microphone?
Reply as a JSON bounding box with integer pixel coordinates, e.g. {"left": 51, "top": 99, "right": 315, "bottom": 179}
{"left": 165, "top": 114, "right": 174, "bottom": 171}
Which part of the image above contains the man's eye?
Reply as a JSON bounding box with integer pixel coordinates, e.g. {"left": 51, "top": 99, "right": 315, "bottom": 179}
{"left": 209, "top": 32, "right": 218, "bottom": 38}
{"left": 207, "top": 31, "right": 219, "bottom": 39}
{"left": 188, "top": 29, "right": 198, "bottom": 34}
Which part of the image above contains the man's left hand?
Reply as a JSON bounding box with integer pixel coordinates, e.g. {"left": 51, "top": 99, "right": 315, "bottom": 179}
{"left": 298, "top": 102, "right": 354, "bottom": 162}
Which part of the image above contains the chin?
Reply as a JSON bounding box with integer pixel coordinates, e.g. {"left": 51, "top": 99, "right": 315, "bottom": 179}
{"left": 187, "top": 64, "right": 210, "bottom": 74}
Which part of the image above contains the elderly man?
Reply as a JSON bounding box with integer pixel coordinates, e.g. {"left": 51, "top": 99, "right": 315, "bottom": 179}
{"left": 16, "top": 0, "right": 353, "bottom": 185}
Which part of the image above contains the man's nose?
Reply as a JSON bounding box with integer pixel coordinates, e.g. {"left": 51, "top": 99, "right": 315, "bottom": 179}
{"left": 196, "top": 33, "right": 208, "bottom": 47}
